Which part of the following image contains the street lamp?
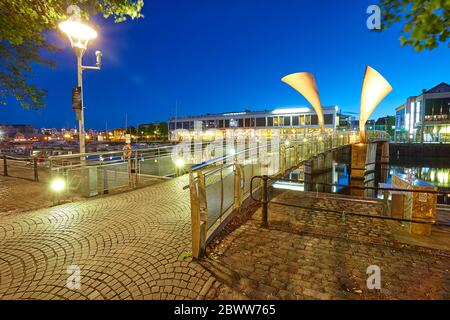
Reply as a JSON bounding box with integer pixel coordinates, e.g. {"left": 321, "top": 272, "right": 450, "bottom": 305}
{"left": 59, "top": 18, "right": 102, "bottom": 155}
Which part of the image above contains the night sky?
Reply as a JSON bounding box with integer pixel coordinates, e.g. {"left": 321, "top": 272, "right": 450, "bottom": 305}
{"left": 1, "top": 0, "right": 449, "bottom": 129}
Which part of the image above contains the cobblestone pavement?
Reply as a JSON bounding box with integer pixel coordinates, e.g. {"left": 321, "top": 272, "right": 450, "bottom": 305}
{"left": 205, "top": 192, "right": 450, "bottom": 300}
{"left": 0, "top": 177, "right": 53, "bottom": 216}
{"left": 0, "top": 175, "right": 215, "bottom": 299}
{"left": 1, "top": 160, "right": 51, "bottom": 183}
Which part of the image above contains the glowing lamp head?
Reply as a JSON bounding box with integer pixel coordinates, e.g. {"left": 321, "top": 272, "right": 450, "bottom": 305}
{"left": 59, "top": 20, "right": 97, "bottom": 49}
{"left": 50, "top": 178, "right": 66, "bottom": 192}
{"left": 175, "top": 158, "right": 185, "bottom": 168}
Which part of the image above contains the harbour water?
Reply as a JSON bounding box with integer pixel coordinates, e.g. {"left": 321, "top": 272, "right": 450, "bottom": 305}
{"left": 285, "top": 156, "right": 450, "bottom": 205}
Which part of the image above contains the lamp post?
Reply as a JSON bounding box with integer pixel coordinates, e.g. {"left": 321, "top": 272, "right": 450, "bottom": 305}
{"left": 59, "top": 19, "right": 102, "bottom": 155}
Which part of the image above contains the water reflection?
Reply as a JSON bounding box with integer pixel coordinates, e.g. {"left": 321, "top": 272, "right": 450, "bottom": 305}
{"left": 282, "top": 162, "right": 450, "bottom": 204}
{"left": 388, "top": 167, "right": 450, "bottom": 188}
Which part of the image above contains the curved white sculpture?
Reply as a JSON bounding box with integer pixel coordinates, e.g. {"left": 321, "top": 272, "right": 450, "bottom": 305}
{"left": 359, "top": 66, "right": 393, "bottom": 142}
{"left": 281, "top": 72, "right": 324, "bottom": 132}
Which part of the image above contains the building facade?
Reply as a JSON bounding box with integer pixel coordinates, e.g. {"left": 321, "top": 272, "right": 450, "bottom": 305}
{"left": 374, "top": 116, "right": 395, "bottom": 139}
{"left": 0, "top": 124, "right": 35, "bottom": 141}
{"left": 168, "top": 106, "right": 337, "bottom": 141}
{"left": 395, "top": 82, "right": 450, "bottom": 143}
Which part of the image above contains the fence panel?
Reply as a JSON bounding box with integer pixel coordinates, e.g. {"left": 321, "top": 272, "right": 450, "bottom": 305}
{"left": 205, "top": 174, "right": 223, "bottom": 229}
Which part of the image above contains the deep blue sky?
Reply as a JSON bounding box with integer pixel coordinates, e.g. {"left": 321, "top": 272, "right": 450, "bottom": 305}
{"left": 1, "top": 0, "right": 449, "bottom": 129}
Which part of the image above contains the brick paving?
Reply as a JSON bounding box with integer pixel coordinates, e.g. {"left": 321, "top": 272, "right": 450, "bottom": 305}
{"left": 2, "top": 174, "right": 449, "bottom": 300}
{"left": 205, "top": 191, "right": 450, "bottom": 300}
{"left": 0, "top": 176, "right": 54, "bottom": 216}
{"left": 0, "top": 175, "right": 215, "bottom": 299}
{"left": 1, "top": 159, "right": 51, "bottom": 182}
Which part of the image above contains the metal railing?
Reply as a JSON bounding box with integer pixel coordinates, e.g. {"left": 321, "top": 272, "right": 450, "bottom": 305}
{"left": 250, "top": 177, "right": 449, "bottom": 228}
{"left": 47, "top": 145, "right": 180, "bottom": 197}
{"left": 0, "top": 154, "right": 45, "bottom": 182}
{"left": 46, "top": 140, "right": 235, "bottom": 197}
{"left": 186, "top": 130, "right": 387, "bottom": 258}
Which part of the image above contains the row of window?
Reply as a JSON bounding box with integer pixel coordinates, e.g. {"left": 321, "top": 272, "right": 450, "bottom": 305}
{"left": 169, "top": 114, "right": 334, "bottom": 131}
{"left": 424, "top": 98, "right": 450, "bottom": 117}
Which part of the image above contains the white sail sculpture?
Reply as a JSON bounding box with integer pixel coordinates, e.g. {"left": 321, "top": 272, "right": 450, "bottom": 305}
{"left": 359, "top": 66, "right": 393, "bottom": 142}
{"left": 281, "top": 72, "right": 324, "bottom": 132}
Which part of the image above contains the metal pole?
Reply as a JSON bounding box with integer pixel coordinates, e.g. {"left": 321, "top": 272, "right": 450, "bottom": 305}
{"left": 3, "top": 155, "right": 7, "bottom": 176}
{"left": 76, "top": 48, "right": 86, "bottom": 155}
{"left": 33, "top": 157, "right": 39, "bottom": 181}
{"left": 261, "top": 175, "right": 269, "bottom": 228}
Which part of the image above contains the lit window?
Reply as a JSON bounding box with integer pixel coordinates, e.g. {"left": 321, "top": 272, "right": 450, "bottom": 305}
{"left": 305, "top": 115, "right": 311, "bottom": 125}
{"left": 299, "top": 115, "right": 305, "bottom": 126}
{"left": 416, "top": 101, "right": 421, "bottom": 123}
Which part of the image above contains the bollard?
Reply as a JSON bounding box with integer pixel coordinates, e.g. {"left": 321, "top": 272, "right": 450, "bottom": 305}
{"left": 261, "top": 175, "right": 269, "bottom": 228}
{"left": 33, "top": 157, "right": 39, "bottom": 181}
{"left": 3, "top": 155, "right": 7, "bottom": 176}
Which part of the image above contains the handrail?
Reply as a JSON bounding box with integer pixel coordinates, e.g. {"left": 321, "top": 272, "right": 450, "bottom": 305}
{"left": 190, "top": 143, "right": 272, "bottom": 172}
{"left": 270, "top": 178, "right": 449, "bottom": 196}
{"left": 48, "top": 144, "right": 174, "bottom": 160}
{"left": 249, "top": 175, "right": 448, "bottom": 226}
{"left": 0, "top": 154, "right": 35, "bottom": 161}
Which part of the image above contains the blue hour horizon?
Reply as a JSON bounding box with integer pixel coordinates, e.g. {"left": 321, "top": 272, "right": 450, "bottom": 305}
{"left": 0, "top": 0, "right": 448, "bottom": 129}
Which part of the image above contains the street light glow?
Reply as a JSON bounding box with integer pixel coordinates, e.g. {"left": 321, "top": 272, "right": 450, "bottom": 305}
{"left": 59, "top": 20, "right": 97, "bottom": 49}
{"left": 175, "top": 158, "right": 185, "bottom": 168}
{"left": 50, "top": 178, "right": 66, "bottom": 192}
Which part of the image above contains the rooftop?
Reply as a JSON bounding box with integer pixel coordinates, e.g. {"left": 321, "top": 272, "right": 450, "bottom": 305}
{"left": 169, "top": 106, "right": 338, "bottom": 121}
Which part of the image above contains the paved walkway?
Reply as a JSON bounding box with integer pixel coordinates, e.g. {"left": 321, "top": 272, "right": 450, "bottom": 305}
{"left": 0, "top": 177, "right": 53, "bottom": 216}
{"left": 0, "top": 176, "right": 215, "bottom": 299}
{"left": 205, "top": 192, "right": 450, "bottom": 300}
{"left": 2, "top": 177, "right": 449, "bottom": 300}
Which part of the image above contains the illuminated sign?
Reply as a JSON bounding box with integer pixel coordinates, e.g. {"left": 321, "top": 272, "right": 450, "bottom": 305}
{"left": 272, "top": 107, "right": 310, "bottom": 115}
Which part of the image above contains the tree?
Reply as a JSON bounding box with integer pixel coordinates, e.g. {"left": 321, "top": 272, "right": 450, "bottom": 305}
{"left": 156, "top": 122, "right": 168, "bottom": 140}
{"left": 381, "top": 0, "right": 450, "bottom": 51}
{"left": 126, "top": 125, "right": 137, "bottom": 135}
{"left": 0, "top": 0, "right": 144, "bottom": 110}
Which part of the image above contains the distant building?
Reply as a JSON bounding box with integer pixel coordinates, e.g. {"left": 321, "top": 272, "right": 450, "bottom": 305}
{"left": 168, "top": 106, "right": 338, "bottom": 141}
{"left": 374, "top": 116, "right": 395, "bottom": 139}
{"left": 395, "top": 82, "right": 450, "bottom": 143}
{"left": 337, "top": 113, "right": 358, "bottom": 131}
{"left": 113, "top": 128, "right": 126, "bottom": 142}
{"left": 0, "top": 124, "right": 35, "bottom": 141}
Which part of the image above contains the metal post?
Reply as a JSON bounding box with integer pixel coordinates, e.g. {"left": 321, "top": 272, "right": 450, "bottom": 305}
{"left": 33, "top": 157, "right": 39, "bottom": 181}
{"left": 261, "top": 175, "right": 269, "bottom": 228}
{"left": 103, "top": 166, "right": 109, "bottom": 194}
{"left": 76, "top": 48, "right": 86, "bottom": 155}
{"left": 3, "top": 155, "right": 7, "bottom": 176}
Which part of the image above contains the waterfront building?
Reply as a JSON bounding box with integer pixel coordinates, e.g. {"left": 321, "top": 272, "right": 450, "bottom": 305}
{"left": 337, "top": 113, "right": 358, "bottom": 131}
{"left": 395, "top": 82, "right": 450, "bottom": 143}
{"left": 374, "top": 116, "right": 395, "bottom": 139}
{"left": 0, "top": 124, "right": 35, "bottom": 141}
{"left": 168, "top": 106, "right": 338, "bottom": 141}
